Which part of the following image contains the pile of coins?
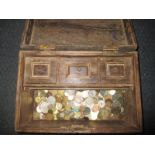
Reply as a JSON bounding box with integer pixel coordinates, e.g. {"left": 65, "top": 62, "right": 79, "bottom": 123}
{"left": 33, "top": 89, "right": 126, "bottom": 121}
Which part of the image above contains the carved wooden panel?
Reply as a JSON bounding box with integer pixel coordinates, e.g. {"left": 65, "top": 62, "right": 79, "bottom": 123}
{"left": 59, "top": 57, "right": 98, "bottom": 84}
{"left": 24, "top": 57, "right": 57, "bottom": 84}
{"left": 100, "top": 57, "right": 134, "bottom": 84}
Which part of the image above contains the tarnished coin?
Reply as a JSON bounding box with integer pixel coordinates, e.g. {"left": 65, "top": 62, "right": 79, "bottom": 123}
{"left": 98, "top": 108, "right": 110, "bottom": 119}
{"left": 56, "top": 102, "right": 63, "bottom": 110}
{"left": 35, "top": 96, "right": 42, "bottom": 104}
{"left": 98, "top": 99, "right": 105, "bottom": 108}
{"left": 105, "top": 99, "right": 113, "bottom": 108}
{"left": 45, "top": 113, "right": 53, "bottom": 120}
{"left": 99, "top": 90, "right": 109, "bottom": 97}
{"left": 47, "top": 96, "right": 56, "bottom": 104}
{"left": 83, "top": 107, "right": 91, "bottom": 116}
{"left": 111, "top": 106, "right": 121, "bottom": 115}
{"left": 88, "top": 90, "right": 97, "bottom": 97}
{"left": 81, "top": 90, "right": 89, "bottom": 98}
{"left": 92, "top": 104, "right": 99, "bottom": 112}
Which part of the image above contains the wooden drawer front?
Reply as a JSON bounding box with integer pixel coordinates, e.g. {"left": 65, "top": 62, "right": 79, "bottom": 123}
{"left": 100, "top": 57, "right": 133, "bottom": 84}
{"left": 59, "top": 57, "right": 98, "bottom": 84}
{"left": 24, "top": 57, "right": 57, "bottom": 84}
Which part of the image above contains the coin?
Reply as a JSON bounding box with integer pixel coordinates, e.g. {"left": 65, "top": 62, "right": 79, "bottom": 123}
{"left": 47, "top": 96, "right": 56, "bottom": 104}
{"left": 111, "top": 106, "right": 121, "bottom": 115}
{"left": 56, "top": 102, "right": 63, "bottom": 110}
{"left": 81, "top": 90, "right": 89, "bottom": 98}
{"left": 108, "top": 90, "right": 116, "bottom": 96}
{"left": 36, "top": 106, "right": 41, "bottom": 113}
{"left": 45, "top": 113, "right": 53, "bottom": 120}
{"left": 98, "top": 108, "right": 110, "bottom": 119}
{"left": 68, "top": 95, "right": 74, "bottom": 100}
{"left": 83, "top": 107, "right": 91, "bottom": 115}
{"left": 65, "top": 90, "right": 76, "bottom": 96}
{"left": 39, "top": 102, "right": 49, "bottom": 113}
{"left": 92, "top": 104, "right": 99, "bottom": 112}
{"left": 88, "top": 90, "right": 97, "bottom": 97}
{"left": 74, "top": 112, "right": 81, "bottom": 119}
{"left": 74, "top": 95, "right": 83, "bottom": 104}
{"left": 105, "top": 99, "right": 113, "bottom": 108}
{"left": 65, "top": 104, "right": 72, "bottom": 111}
{"left": 35, "top": 96, "right": 42, "bottom": 104}
{"left": 40, "top": 113, "right": 45, "bottom": 119}
{"left": 85, "top": 97, "right": 94, "bottom": 108}
{"left": 99, "top": 90, "right": 109, "bottom": 97}
{"left": 57, "top": 90, "right": 64, "bottom": 96}
{"left": 98, "top": 99, "right": 105, "bottom": 108}
{"left": 89, "top": 111, "right": 99, "bottom": 120}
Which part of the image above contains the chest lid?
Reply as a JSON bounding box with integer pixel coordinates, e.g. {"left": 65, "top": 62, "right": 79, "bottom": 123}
{"left": 21, "top": 19, "right": 137, "bottom": 52}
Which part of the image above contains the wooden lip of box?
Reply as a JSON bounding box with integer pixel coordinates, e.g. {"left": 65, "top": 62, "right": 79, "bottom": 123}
{"left": 15, "top": 20, "right": 142, "bottom": 133}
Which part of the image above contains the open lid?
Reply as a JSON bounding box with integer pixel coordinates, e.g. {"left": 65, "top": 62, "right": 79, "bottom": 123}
{"left": 21, "top": 19, "right": 137, "bottom": 52}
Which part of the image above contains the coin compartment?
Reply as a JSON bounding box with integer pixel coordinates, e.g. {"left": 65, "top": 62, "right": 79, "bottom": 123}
{"left": 17, "top": 87, "right": 138, "bottom": 133}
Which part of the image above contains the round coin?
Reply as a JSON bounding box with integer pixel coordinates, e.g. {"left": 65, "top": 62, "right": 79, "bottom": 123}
{"left": 81, "top": 90, "right": 89, "bottom": 98}
{"left": 83, "top": 107, "right": 91, "bottom": 116}
{"left": 98, "top": 99, "right": 105, "bottom": 108}
{"left": 35, "top": 96, "right": 42, "bottom": 104}
{"left": 88, "top": 90, "right": 97, "bottom": 97}
{"left": 56, "top": 102, "right": 63, "bottom": 110}
{"left": 47, "top": 96, "right": 56, "bottom": 104}
{"left": 92, "top": 104, "right": 99, "bottom": 112}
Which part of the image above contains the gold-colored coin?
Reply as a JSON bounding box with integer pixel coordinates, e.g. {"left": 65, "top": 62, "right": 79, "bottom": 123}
{"left": 45, "top": 113, "right": 53, "bottom": 120}
{"left": 35, "top": 96, "right": 42, "bottom": 104}
{"left": 57, "top": 90, "right": 64, "bottom": 96}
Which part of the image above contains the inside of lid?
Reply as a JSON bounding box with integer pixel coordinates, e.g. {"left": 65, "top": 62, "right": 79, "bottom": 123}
{"left": 29, "top": 20, "right": 128, "bottom": 50}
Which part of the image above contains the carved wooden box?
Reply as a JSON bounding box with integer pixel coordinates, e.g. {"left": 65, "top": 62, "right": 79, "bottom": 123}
{"left": 15, "top": 20, "right": 142, "bottom": 133}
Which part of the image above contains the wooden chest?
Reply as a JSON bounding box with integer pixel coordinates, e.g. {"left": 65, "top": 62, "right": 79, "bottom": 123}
{"left": 15, "top": 20, "right": 142, "bottom": 133}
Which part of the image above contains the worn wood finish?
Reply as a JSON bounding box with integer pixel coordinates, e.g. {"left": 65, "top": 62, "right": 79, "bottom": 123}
{"left": 15, "top": 20, "right": 142, "bottom": 133}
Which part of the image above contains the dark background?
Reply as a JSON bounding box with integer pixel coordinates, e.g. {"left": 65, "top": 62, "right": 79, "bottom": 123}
{"left": 0, "top": 20, "right": 155, "bottom": 134}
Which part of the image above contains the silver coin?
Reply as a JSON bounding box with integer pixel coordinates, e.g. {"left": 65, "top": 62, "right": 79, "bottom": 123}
{"left": 98, "top": 99, "right": 105, "bottom": 108}
{"left": 39, "top": 102, "right": 49, "bottom": 113}
{"left": 47, "top": 96, "right": 56, "bottom": 104}
{"left": 81, "top": 90, "right": 89, "bottom": 98}
{"left": 88, "top": 90, "right": 97, "bottom": 97}
{"left": 36, "top": 105, "right": 42, "bottom": 113}
{"left": 89, "top": 111, "right": 99, "bottom": 120}
{"left": 108, "top": 90, "right": 116, "bottom": 96}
